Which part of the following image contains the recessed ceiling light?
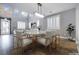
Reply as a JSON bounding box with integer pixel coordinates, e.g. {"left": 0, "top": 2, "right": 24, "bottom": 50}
{"left": 3, "top": 5, "right": 10, "bottom": 11}
{"left": 13, "top": 9, "right": 19, "bottom": 16}
{"left": 4, "top": 7, "right": 9, "bottom": 11}
{"left": 29, "top": 14, "right": 33, "bottom": 17}
{"left": 14, "top": 9, "right": 19, "bottom": 13}
{"left": 21, "top": 11, "right": 25, "bottom": 15}
{"left": 21, "top": 11, "right": 28, "bottom": 17}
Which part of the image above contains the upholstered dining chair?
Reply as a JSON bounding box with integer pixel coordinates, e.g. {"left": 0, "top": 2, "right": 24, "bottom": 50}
{"left": 13, "top": 31, "right": 23, "bottom": 48}
{"left": 50, "top": 30, "right": 61, "bottom": 50}
{"left": 37, "top": 31, "right": 53, "bottom": 48}
{"left": 13, "top": 31, "right": 33, "bottom": 54}
{"left": 13, "top": 30, "right": 32, "bottom": 48}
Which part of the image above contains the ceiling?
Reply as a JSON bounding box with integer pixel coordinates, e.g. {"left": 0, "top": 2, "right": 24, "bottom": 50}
{"left": 0, "top": 3, "right": 78, "bottom": 16}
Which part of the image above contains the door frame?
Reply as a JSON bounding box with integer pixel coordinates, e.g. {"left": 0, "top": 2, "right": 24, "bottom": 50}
{"left": 0, "top": 17, "right": 11, "bottom": 35}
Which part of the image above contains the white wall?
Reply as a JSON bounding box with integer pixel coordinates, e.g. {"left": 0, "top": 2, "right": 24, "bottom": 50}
{"left": 44, "top": 8, "right": 76, "bottom": 38}
{"left": 76, "top": 4, "right": 79, "bottom": 52}
{"left": 60, "top": 8, "right": 76, "bottom": 38}
{"left": 0, "top": 13, "right": 29, "bottom": 34}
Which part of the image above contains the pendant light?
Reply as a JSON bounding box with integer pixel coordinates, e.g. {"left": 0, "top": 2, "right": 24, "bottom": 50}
{"left": 35, "top": 3, "right": 44, "bottom": 18}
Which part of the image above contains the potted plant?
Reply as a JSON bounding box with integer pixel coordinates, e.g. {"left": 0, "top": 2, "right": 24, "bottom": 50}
{"left": 66, "top": 23, "right": 75, "bottom": 40}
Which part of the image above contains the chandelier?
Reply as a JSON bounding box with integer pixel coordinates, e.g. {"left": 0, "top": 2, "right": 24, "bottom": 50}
{"left": 35, "top": 3, "right": 44, "bottom": 18}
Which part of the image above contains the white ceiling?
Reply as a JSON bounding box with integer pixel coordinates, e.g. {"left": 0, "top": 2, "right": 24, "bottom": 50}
{"left": 1, "top": 3, "right": 78, "bottom": 16}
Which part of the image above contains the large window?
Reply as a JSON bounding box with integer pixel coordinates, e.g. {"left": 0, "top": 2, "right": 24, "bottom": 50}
{"left": 47, "top": 15, "right": 60, "bottom": 30}
{"left": 17, "top": 21, "right": 25, "bottom": 29}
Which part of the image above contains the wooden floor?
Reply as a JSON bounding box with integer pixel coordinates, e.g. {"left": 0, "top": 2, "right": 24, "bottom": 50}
{"left": 11, "top": 38, "right": 78, "bottom": 55}
{"left": 0, "top": 35, "right": 78, "bottom": 55}
{"left": 0, "top": 35, "right": 13, "bottom": 55}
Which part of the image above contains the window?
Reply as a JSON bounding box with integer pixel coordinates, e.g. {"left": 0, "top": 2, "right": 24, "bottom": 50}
{"left": 29, "top": 20, "right": 40, "bottom": 29}
{"left": 47, "top": 15, "right": 60, "bottom": 30}
{"left": 17, "top": 21, "right": 25, "bottom": 29}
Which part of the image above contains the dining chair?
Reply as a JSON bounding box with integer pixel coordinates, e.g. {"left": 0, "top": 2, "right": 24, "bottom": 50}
{"left": 13, "top": 30, "right": 33, "bottom": 53}
{"left": 37, "top": 31, "right": 53, "bottom": 49}
{"left": 51, "top": 30, "right": 61, "bottom": 50}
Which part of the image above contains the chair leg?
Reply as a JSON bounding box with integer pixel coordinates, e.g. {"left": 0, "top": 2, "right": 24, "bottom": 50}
{"left": 48, "top": 44, "right": 53, "bottom": 54}
{"left": 55, "top": 36, "right": 57, "bottom": 50}
{"left": 56, "top": 36, "right": 61, "bottom": 50}
{"left": 32, "top": 36, "right": 37, "bottom": 51}
{"left": 56, "top": 36, "right": 59, "bottom": 50}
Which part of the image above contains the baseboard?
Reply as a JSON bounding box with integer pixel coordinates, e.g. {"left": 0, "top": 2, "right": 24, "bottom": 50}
{"left": 68, "top": 39, "right": 75, "bottom": 42}
{"left": 59, "top": 36, "right": 75, "bottom": 41}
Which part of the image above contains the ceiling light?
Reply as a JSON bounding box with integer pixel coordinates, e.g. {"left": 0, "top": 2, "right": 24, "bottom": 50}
{"left": 35, "top": 3, "right": 44, "bottom": 18}
{"left": 35, "top": 12, "right": 44, "bottom": 18}
{"left": 3, "top": 5, "right": 10, "bottom": 11}
{"left": 21, "top": 11, "right": 28, "bottom": 17}
{"left": 14, "top": 9, "right": 19, "bottom": 13}
{"left": 21, "top": 11, "right": 25, "bottom": 15}
{"left": 4, "top": 7, "right": 9, "bottom": 11}
{"left": 13, "top": 9, "right": 19, "bottom": 16}
{"left": 29, "top": 14, "right": 33, "bottom": 17}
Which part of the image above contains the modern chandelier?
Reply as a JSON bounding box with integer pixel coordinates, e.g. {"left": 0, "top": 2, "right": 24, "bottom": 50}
{"left": 35, "top": 3, "right": 44, "bottom": 18}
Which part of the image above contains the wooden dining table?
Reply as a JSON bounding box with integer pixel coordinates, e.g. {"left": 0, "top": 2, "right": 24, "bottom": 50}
{"left": 22, "top": 31, "right": 47, "bottom": 51}
{"left": 25, "top": 31, "right": 46, "bottom": 42}
{"left": 14, "top": 30, "right": 60, "bottom": 52}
